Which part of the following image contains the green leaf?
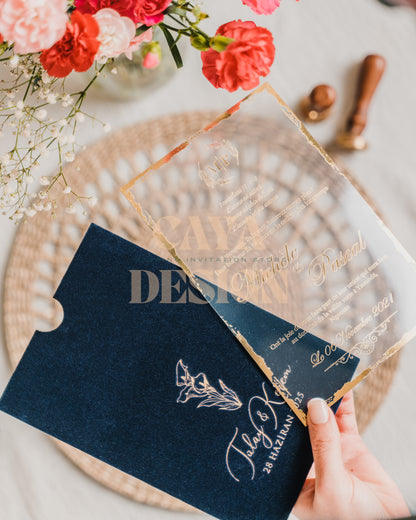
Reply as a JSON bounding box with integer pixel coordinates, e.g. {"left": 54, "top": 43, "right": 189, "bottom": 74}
{"left": 192, "top": 5, "right": 209, "bottom": 22}
{"left": 135, "top": 25, "right": 151, "bottom": 36}
{"left": 31, "top": 72, "right": 43, "bottom": 92}
{"left": 160, "top": 25, "right": 183, "bottom": 69}
{"left": 0, "top": 42, "right": 9, "bottom": 56}
{"left": 190, "top": 34, "right": 210, "bottom": 52}
{"left": 210, "top": 36, "right": 235, "bottom": 52}
{"left": 165, "top": 5, "right": 188, "bottom": 17}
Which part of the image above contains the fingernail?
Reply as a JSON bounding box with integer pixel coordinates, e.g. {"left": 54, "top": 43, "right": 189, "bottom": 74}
{"left": 308, "top": 398, "right": 329, "bottom": 425}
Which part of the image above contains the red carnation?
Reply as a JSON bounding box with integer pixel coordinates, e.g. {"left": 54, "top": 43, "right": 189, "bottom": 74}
{"left": 40, "top": 11, "right": 100, "bottom": 78}
{"left": 201, "top": 20, "right": 275, "bottom": 92}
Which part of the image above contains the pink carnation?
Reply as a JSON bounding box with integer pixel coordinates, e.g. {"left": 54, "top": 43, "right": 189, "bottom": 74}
{"left": 94, "top": 9, "right": 153, "bottom": 60}
{"left": 0, "top": 0, "right": 68, "bottom": 54}
{"left": 94, "top": 8, "right": 136, "bottom": 59}
{"left": 241, "top": 0, "right": 281, "bottom": 14}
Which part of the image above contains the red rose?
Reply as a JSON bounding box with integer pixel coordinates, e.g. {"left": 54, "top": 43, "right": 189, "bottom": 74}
{"left": 133, "top": 0, "right": 172, "bottom": 25}
{"left": 40, "top": 11, "right": 100, "bottom": 78}
{"left": 74, "top": 0, "right": 111, "bottom": 13}
{"left": 74, "top": 0, "right": 171, "bottom": 25}
{"left": 201, "top": 20, "right": 275, "bottom": 92}
{"left": 75, "top": 0, "right": 136, "bottom": 21}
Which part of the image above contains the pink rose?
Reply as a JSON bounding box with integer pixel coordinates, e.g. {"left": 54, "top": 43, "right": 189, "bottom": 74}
{"left": 0, "top": 0, "right": 68, "bottom": 54}
{"left": 242, "top": 0, "right": 281, "bottom": 14}
{"left": 142, "top": 50, "right": 160, "bottom": 68}
{"left": 142, "top": 42, "right": 161, "bottom": 68}
{"left": 94, "top": 8, "right": 135, "bottom": 59}
{"left": 242, "top": 0, "right": 299, "bottom": 14}
{"left": 201, "top": 20, "right": 275, "bottom": 92}
{"left": 133, "top": 0, "right": 172, "bottom": 25}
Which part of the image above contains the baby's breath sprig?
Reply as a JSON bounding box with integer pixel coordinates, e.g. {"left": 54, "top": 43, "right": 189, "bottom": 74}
{"left": 0, "top": 55, "right": 106, "bottom": 222}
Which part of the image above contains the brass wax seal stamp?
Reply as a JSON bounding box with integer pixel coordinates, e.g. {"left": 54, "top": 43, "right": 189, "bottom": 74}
{"left": 300, "top": 84, "right": 337, "bottom": 122}
{"left": 337, "top": 54, "right": 386, "bottom": 151}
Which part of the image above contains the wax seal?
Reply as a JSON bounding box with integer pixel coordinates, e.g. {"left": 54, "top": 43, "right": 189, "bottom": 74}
{"left": 300, "top": 84, "right": 337, "bottom": 122}
{"left": 337, "top": 54, "right": 386, "bottom": 150}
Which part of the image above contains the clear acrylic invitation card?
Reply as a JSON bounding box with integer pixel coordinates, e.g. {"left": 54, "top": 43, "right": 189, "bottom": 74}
{"left": 121, "top": 83, "right": 416, "bottom": 424}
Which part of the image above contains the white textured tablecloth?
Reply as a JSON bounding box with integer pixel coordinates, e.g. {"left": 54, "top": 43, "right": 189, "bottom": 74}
{"left": 1, "top": 0, "right": 416, "bottom": 517}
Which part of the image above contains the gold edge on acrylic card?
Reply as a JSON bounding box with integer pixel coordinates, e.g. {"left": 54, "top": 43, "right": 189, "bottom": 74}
{"left": 120, "top": 185, "right": 198, "bottom": 286}
{"left": 121, "top": 82, "right": 271, "bottom": 193}
{"left": 263, "top": 82, "right": 340, "bottom": 172}
{"left": 235, "top": 330, "right": 308, "bottom": 426}
{"left": 327, "top": 326, "right": 416, "bottom": 410}
{"left": 218, "top": 315, "right": 308, "bottom": 425}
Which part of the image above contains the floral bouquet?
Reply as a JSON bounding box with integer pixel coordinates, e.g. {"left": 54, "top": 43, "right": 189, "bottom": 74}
{"left": 0, "top": 0, "right": 284, "bottom": 221}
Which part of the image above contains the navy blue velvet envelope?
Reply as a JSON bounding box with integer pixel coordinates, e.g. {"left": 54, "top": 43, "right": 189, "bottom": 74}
{"left": 0, "top": 224, "right": 357, "bottom": 520}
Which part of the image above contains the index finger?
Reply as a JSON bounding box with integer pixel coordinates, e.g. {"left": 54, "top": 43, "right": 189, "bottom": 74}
{"left": 335, "top": 391, "right": 359, "bottom": 435}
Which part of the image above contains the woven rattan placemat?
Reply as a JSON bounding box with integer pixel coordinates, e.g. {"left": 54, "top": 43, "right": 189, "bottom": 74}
{"left": 2, "top": 111, "right": 400, "bottom": 511}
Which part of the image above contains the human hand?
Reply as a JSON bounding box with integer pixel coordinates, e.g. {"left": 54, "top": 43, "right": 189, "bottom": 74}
{"left": 293, "top": 392, "right": 410, "bottom": 520}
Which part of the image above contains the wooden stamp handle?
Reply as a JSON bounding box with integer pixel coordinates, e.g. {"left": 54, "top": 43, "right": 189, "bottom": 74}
{"left": 347, "top": 54, "right": 386, "bottom": 136}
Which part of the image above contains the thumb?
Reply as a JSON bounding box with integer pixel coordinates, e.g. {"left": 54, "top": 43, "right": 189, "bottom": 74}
{"left": 307, "top": 398, "right": 347, "bottom": 496}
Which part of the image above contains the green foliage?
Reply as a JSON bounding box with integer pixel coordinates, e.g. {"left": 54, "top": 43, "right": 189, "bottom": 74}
{"left": 209, "top": 36, "right": 235, "bottom": 52}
